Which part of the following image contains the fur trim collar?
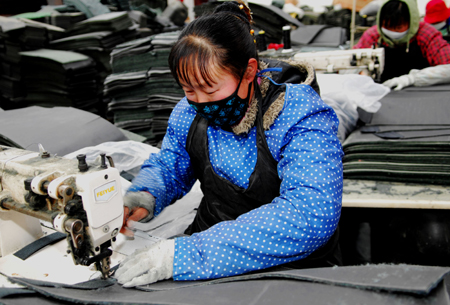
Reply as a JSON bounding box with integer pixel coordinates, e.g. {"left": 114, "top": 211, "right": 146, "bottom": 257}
{"left": 231, "top": 60, "right": 315, "bottom": 135}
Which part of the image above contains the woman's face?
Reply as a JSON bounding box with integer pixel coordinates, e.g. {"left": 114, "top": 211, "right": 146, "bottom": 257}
{"left": 180, "top": 68, "right": 249, "bottom": 104}
{"left": 179, "top": 58, "right": 258, "bottom": 104}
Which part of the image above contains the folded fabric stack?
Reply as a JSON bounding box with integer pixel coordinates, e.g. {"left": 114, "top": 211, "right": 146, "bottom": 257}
{"left": 342, "top": 85, "right": 450, "bottom": 185}
{"left": 105, "top": 31, "right": 184, "bottom": 146}
{"left": 12, "top": 9, "right": 87, "bottom": 30}
{"left": 19, "top": 48, "right": 100, "bottom": 111}
{"left": 47, "top": 12, "right": 141, "bottom": 115}
{"left": 0, "top": 16, "right": 65, "bottom": 107}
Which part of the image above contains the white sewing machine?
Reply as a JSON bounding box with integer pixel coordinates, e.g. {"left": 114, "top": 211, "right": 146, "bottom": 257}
{"left": 293, "top": 48, "right": 385, "bottom": 81}
{"left": 0, "top": 145, "right": 123, "bottom": 279}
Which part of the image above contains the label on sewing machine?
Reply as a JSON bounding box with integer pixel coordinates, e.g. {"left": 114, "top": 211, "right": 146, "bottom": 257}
{"left": 94, "top": 181, "right": 117, "bottom": 202}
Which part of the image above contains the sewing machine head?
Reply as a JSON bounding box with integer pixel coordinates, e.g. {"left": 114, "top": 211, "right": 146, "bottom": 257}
{"left": 293, "top": 48, "right": 385, "bottom": 82}
{"left": 0, "top": 145, "right": 123, "bottom": 279}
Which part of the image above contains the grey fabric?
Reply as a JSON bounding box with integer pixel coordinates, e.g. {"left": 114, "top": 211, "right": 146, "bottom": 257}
{"left": 138, "top": 264, "right": 450, "bottom": 295}
{"left": 368, "top": 85, "right": 450, "bottom": 126}
{"left": 0, "top": 106, "right": 128, "bottom": 156}
{"left": 374, "top": 129, "right": 450, "bottom": 140}
{"left": 5, "top": 265, "right": 450, "bottom": 305}
{"left": 291, "top": 25, "right": 347, "bottom": 47}
{"left": 361, "top": 125, "right": 450, "bottom": 134}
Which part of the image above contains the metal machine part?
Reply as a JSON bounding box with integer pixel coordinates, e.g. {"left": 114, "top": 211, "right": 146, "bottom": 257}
{"left": 0, "top": 145, "right": 123, "bottom": 279}
{"left": 293, "top": 48, "right": 385, "bottom": 82}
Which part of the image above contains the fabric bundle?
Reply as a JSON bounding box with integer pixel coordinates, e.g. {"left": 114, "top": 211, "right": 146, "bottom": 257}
{"left": 19, "top": 48, "right": 100, "bottom": 111}
{"left": 105, "top": 31, "right": 183, "bottom": 146}
{"left": 0, "top": 17, "right": 65, "bottom": 105}
{"left": 342, "top": 84, "right": 450, "bottom": 185}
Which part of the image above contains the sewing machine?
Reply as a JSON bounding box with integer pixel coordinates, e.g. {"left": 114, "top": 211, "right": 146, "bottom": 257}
{"left": 0, "top": 145, "right": 123, "bottom": 279}
{"left": 293, "top": 48, "right": 385, "bottom": 81}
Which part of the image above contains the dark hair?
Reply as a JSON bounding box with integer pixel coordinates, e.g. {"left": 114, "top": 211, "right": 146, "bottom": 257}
{"left": 168, "top": 1, "right": 258, "bottom": 88}
{"left": 380, "top": 0, "right": 410, "bottom": 29}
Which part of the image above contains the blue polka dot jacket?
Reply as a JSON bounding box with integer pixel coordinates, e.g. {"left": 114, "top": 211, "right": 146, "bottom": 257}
{"left": 128, "top": 58, "right": 344, "bottom": 281}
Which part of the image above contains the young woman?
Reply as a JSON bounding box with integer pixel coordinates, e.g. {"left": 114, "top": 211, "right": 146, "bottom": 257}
{"left": 115, "top": 1, "right": 343, "bottom": 287}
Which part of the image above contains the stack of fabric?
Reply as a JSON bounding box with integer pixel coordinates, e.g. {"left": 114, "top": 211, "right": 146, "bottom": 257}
{"left": 48, "top": 11, "right": 141, "bottom": 114}
{"left": 19, "top": 48, "right": 99, "bottom": 111}
{"left": 104, "top": 31, "right": 184, "bottom": 146}
{"left": 49, "top": 12, "right": 140, "bottom": 71}
{"left": 342, "top": 85, "right": 450, "bottom": 185}
{"left": 0, "top": 16, "right": 64, "bottom": 107}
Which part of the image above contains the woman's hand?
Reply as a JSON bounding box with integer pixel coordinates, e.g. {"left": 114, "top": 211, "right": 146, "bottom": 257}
{"left": 120, "top": 191, "right": 155, "bottom": 237}
{"left": 115, "top": 239, "right": 175, "bottom": 287}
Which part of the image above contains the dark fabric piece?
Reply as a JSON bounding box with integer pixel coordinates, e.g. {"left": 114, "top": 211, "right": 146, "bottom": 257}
{"left": 184, "top": 88, "right": 281, "bottom": 234}
{"left": 343, "top": 152, "right": 450, "bottom": 164}
{"left": 361, "top": 125, "right": 450, "bottom": 133}
{"left": 374, "top": 129, "right": 450, "bottom": 140}
{"left": 138, "top": 264, "right": 450, "bottom": 295}
{"left": 0, "top": 106, "right": 128, "bottom": 156}
{"left": 0, "top": 288, "right": 36, "bottom": 298}
{"left": 344, "top": 130, "right": 450, "bottom": 149}
{"left": 291, "top": 25, "right": 331, "bottom": 45}
{"left": 5, "top": 265, "right": 450, "bottom": 305}
{"left": 380, "top": 41, "right": 430, "bottom": 82}
{"left": 6, "top": 277, "right": 115, "bottom": 290}
{"left": 14, "top": 232, "right": 66, "bottom": 260}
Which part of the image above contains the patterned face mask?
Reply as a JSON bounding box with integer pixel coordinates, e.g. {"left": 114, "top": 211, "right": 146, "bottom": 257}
{"left": 187, "top": 78, "right": 252, "bottom": 127}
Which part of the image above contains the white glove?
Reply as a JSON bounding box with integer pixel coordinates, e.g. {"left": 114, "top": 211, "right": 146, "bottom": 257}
{"left": 383, "top": 64, "right": 450, "bottom": 91}
{"left": 115, "top": 239, "right": 175, "bottom": 287}
{"left": 123, "top": 191, "right": 155, "bottom": 223}
{"left": 382, "top": 74, "right": 415, "bottom": 91}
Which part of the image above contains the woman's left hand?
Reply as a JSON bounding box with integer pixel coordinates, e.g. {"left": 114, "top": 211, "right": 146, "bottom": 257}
{"left": 115, "top": 239, "right": 175, "bottom": 287}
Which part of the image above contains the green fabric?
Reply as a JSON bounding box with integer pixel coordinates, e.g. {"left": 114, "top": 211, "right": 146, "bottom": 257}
{"left": 343, "top": 153, "right": 450, "bottom": 164}
{"left": 20, "top": 48, "right": 90, "bottom": 64}
{"left": 13, "top": 11, "right": 53, "bottom": 19}
{"left": 377, "top": 0, "right": 420, "bottom": 48}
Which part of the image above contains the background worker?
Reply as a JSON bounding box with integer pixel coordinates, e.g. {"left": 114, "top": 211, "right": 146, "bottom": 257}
{"left": 424, "top": 0, "right": 450, "bottom": 36}
{"left": 115, "top": 1, "right": 343, "bottom": 287}
{"left": 354, "top": 0, "right": 450, "bottom": 90}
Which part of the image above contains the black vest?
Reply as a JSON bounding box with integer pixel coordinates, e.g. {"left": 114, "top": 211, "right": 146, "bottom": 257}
{"left": 380, "top": 40, "right": 430, "bottom": 83}
{"left": 185, "top": 95, "right": 281, "bottom": 234}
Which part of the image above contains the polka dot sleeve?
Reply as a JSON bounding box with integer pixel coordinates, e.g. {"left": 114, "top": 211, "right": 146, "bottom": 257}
{"left": 127, "top": 99, "right": 197, "bottom": 216}
{"left": 173, "top": 84, "right": 344, "bottom": 281}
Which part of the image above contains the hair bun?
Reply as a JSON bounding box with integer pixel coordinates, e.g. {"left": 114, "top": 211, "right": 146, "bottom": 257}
{"left": 213, "top": 1, "right": 253, "bottom": 24}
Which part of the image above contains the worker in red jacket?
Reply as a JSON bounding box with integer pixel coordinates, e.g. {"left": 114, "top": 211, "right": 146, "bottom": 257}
{"left": 354, "top": 0, "right": 450, "bottom": 90}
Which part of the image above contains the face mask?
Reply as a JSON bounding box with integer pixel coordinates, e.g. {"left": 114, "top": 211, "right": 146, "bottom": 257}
{"left": 187, "top": 79, "right": 252, "bottom": 127}
{"left": 431, "top": 21, "right": 446, "bottom": 30}
{"left": 381, "top": 27, "right": 409, "bottom": 40}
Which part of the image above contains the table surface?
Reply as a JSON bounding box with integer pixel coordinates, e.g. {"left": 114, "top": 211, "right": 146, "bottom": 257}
{"left": 342, "top": 179, "right": 450, "bottom": 209}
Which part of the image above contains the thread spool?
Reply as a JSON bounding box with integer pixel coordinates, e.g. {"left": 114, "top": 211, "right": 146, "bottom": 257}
{"left": 282, "top": 25, "right": 292, "bottom": 52}
{"left": 257, "top": 30, "right": 267, "bottom": 52}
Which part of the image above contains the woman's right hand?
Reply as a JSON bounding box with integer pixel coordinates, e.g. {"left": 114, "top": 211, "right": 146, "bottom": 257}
{"left": 120, "top": 191, "right": 155, "bottom": 237}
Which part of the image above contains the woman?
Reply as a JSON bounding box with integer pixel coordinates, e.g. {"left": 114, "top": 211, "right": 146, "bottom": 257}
{"left": 115, "top": 1, "right": 343, "bottom": 287}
